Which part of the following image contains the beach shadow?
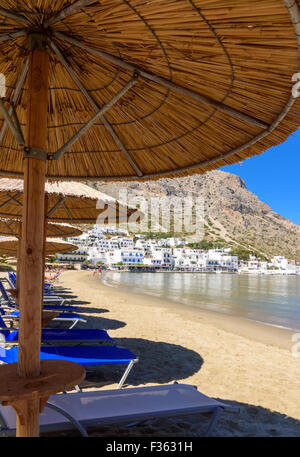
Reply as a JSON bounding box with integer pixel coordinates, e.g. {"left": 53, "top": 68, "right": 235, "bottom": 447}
{"left": 48, "top": 286, "right": 73, "bottom": 294}
{"left": 54, "top": 292, "right": 91, "bottom": 303}
{"left": 64, "top": 294, "right": 90, "bottom": 301}
{"left": 207, "top": 398, "right": 300, "bottom": 437}
{"left": 44, "top": 295, "right": 109, "bottom": 311}
{"left": 62, "top": 299, "right": 93, "bottom": 307}
{"left": 45, "top": 311, "right": 126, "bottom": 333}
{"left": 82, "top": 337, "right": 203, "bottom": 389}
{"left": 44, "top": 296, "right": 98, "bottom": 308}
{"left": 76, "top": 314, "right": 127, "bottom": 331}
{"left": 79, "top": 307, "right": 109, "bottom": 314}
{"left": 47, "top": 286, "right": 110, "bottom": 312}
{"left": 70, "top": 303, "right": 109, "bottom": 312}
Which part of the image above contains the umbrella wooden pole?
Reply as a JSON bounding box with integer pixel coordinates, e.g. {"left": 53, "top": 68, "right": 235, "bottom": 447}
{"left": 15, "top": 221, "right": 22, "bottom": 295}
{"left": 17, "top": 39, "right": 49, "bottom": 437}
{"left": 41, "top": 196, "right": 49, "bottom": 300}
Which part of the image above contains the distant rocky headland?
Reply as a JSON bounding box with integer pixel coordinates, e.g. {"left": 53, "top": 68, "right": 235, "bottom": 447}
{"left": 86, "top": 170, "right": 300, "bottom": 262}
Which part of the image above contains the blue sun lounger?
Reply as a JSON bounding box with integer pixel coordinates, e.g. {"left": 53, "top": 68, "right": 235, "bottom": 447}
{"left": 0, "top": 345, "right": 138, "bottom": 389}
{"left": 0, "top": 315, "right": 113, "bottom": 345}
{"left": 0, "top": 279, "right": 80, "bottom": 313}
{"left": 9, "top": 272, "right": 54, "bottom": 293}
{"left": 0, "top": 279, "right": 83, "bottom": 314}
{"left": 7, "top": 272, "right": 65, "bottom": 299}
{"left": 10, "top": 272, "right": 62, "bottom": 298}
{"left": 7, "top": 273, "right": 69, "bottom": 306}
{"left": 10, "top": 271, "right": 55, "bottom": 290}
{"left": 8, "top": 272, "right": 54, "bottom": 292}
{"left": 0, "top": 304, "right": 87, "bottom": 330}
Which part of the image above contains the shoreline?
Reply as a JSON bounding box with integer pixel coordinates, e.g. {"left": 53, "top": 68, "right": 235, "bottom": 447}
{"left": 100, "top": 271, "right": 296, "bottom": 351}
{"left": 94, "top": 267, "right": 299, "bottom": 276}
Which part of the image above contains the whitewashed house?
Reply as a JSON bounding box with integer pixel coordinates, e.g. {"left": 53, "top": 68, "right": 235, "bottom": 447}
{"left": 118, "top": 237, "right": 134, "bottom": 248}
{"left": 56, "top": 247, "right": 89, "bottom": 263}
{"left": 109, "top": 248, "right": 144, "bottom": 267}
{"left": 173, "top": 248, "right": 206, "bottom": 270}
{"left": 87, "top": 247, "right": 108, "bottom": 265}
{"left": 238, "top": 254, "right": 267, "bottom": 273}
{"left": 269, "top": 256, "right": 297, "bottom": 274}
{"left": 148, "top": 248, "right": 174, "bottom": 268}
{"left": 207, "top": 249, "right": 239, "bottom": 272}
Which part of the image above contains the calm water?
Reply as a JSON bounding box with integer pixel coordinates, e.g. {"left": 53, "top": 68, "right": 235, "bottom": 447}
{"left": 102, "top": 272, "right": 300, "bottom": 331}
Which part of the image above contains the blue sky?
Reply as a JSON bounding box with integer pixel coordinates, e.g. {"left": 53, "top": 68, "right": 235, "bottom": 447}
{"left": 221, "top": 128, "right": 300, "bottom": 226}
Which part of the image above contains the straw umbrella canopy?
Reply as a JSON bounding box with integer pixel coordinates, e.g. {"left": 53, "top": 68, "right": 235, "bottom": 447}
{"left": 0, "top": 178, "right": 134, "bottom": 223}
{"left": 0, "top": 237, "right": 77, "bottom": 256}
{"left": 1, "top": 0, "right": 300, "bottom": 437}
{"left": 0, "top": 219, "right": 82, "bottom": 238}
{"left": 0, "top": 1, "right": 300, "bottom": 180}
{"left": 0, "top": 178, "right": 134, "bottom": 293}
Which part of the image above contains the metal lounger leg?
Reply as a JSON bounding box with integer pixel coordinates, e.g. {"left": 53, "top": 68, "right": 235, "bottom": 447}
{"left": 0, "top": 402, "right": 10, "bottom": 437}
{"left": 204, "top": 406, "right": 222, "bottom": 437}
{"left": 69, "top": 319, "right": 79, "bottom": 329}
{"left": 117, "top": 359, "right": 138, "bottom": 389}
{"left": 45, "top": 402, "right": 88, "bottom": 437}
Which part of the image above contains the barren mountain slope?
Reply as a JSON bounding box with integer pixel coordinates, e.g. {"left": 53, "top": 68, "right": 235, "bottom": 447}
{"left": 86, "top": 171, "right": 300, "bottom": 261}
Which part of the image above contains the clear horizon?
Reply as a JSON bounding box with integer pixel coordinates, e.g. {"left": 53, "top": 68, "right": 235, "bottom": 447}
{"left": 221, "top": 127, "right": 300, "bottom": 226}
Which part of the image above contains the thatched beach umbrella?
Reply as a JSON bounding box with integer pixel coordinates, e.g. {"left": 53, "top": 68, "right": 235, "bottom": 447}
{"left": 0, "top": 218, "right": 82, "bottom": 238}
{"left": 0, "top": 178, "right": 132, "bottom": 223}
{"left": 0, "top": 0, "right": 300, "bottom": 437}
{"left": 0, "top": 237, "right": 77, "bottom": 256}
{"left": 0, "top": 177, "right": 133, "bottom": 297}
{"left": 0, "top": 177, "right": 135, "bottom": 299}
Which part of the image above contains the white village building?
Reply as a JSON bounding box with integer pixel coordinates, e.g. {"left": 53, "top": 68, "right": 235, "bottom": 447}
{"left": 269, "top": 256, "right": 297, "bottom": 274}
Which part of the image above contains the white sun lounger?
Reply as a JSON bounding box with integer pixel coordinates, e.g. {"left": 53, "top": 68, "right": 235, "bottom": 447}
{"left": 0, "top": 383, "right": 239, "bottom": 437}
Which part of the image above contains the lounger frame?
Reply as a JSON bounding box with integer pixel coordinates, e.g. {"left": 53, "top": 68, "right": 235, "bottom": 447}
{"left": 0, "top": 383, "right": 239, "bottom": 437}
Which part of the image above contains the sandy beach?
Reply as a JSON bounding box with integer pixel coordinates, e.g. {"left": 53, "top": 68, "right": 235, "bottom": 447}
{"left": 30, "top": 269, "right": 298, "bottom": 437}
{"left": 1, "top": 269, "right": 298, "bottom": 437}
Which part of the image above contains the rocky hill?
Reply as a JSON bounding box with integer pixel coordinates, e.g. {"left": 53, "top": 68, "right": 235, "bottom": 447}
{"left": 85, "top": 170, "right": 300, "bottom": 261}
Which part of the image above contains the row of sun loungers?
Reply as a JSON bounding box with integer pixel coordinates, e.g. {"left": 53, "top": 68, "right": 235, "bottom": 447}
{"left": 0, "top": 275, "right": 138, "bottom": 389}
{"left": 7, "top": 272, "right": 70, "bottom": 306}
{"left": 0, "top": 276, "right": 87, "bottom": 328}
{"left": 0, "top": 272, "right": 239, "bottom": 436}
